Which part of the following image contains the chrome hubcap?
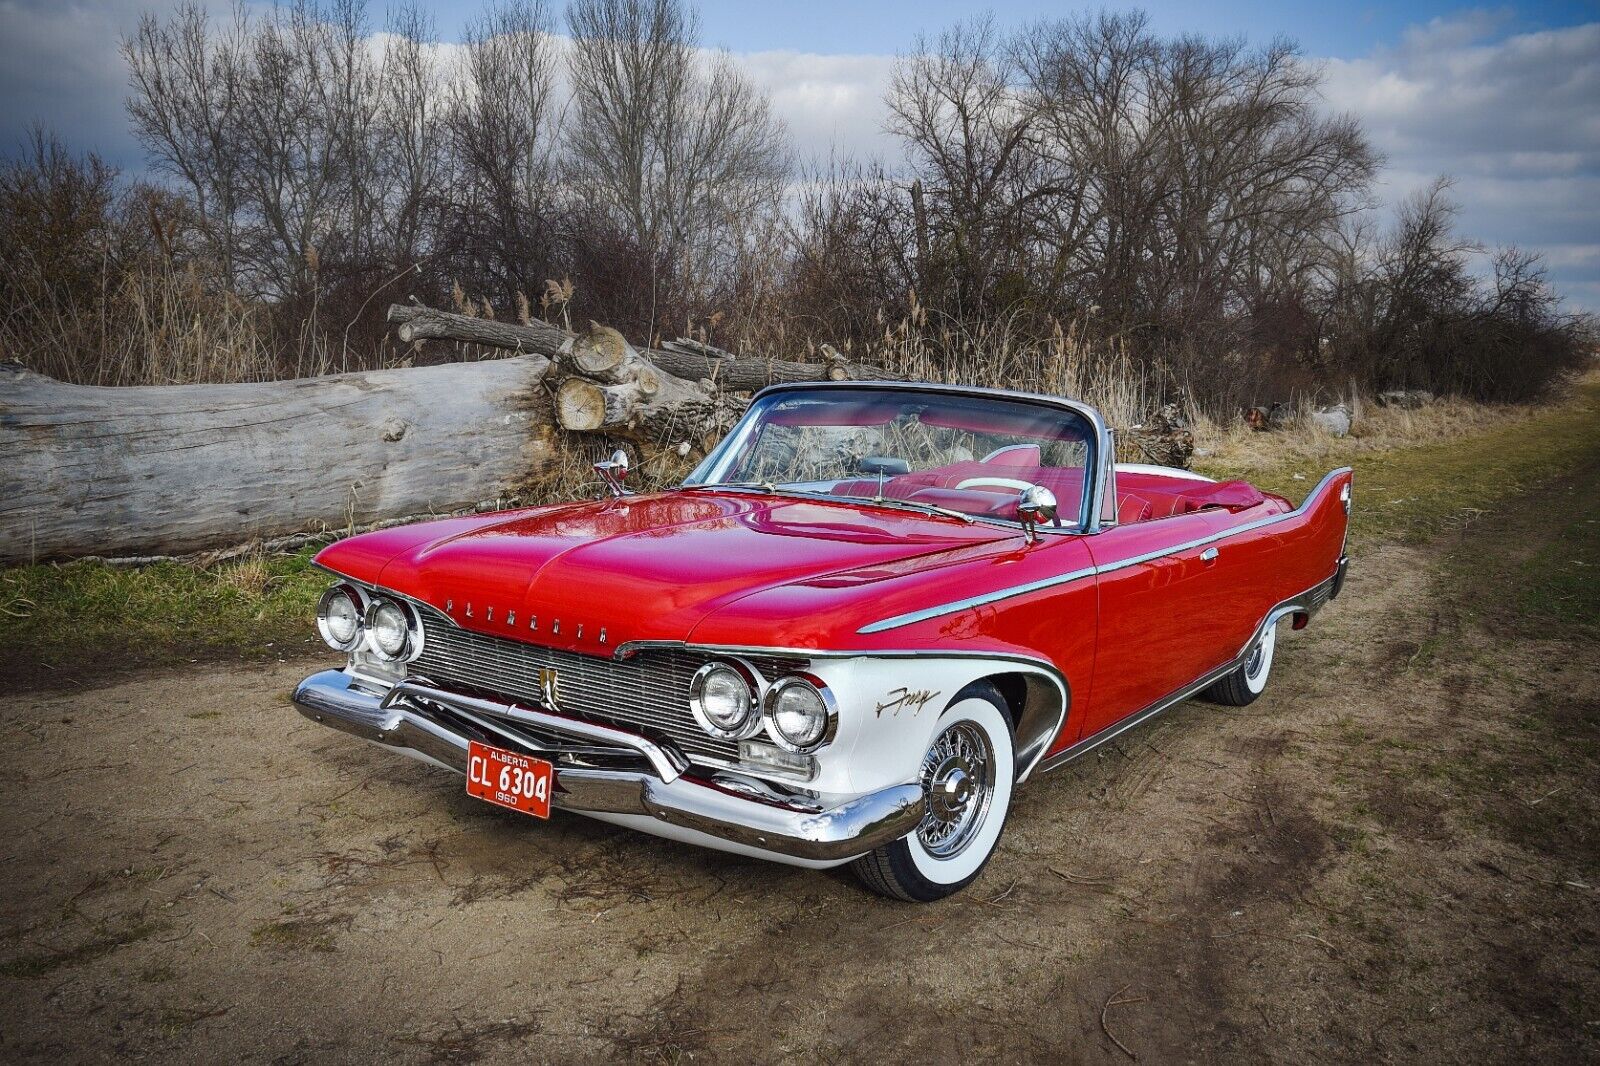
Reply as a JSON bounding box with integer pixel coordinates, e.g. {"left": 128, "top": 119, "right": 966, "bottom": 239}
{"left": 918, "top": 721, "right": 996, "bottom": 859}
{"left": 1246, "top": 642, "right": 1265, "bottom": 679}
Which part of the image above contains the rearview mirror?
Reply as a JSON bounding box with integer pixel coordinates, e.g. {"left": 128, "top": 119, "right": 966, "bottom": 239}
{"left": 1016, "top": 485, "right": 1058, "bottom": 542}
{"left": 856, "top": 455, "right": 910, "bottom": 477}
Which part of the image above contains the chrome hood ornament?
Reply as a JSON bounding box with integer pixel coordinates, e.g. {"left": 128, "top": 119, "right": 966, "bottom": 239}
{"left": 594, "top": 448, "right": 631, "bottom": 498}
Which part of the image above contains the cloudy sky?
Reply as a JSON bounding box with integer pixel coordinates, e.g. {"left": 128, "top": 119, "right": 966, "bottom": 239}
{"left": 2, "top": 0, "right": 1597, "bottom": 308}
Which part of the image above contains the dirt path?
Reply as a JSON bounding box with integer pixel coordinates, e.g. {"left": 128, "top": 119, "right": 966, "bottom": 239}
{"left": 3, "top": 449, "right": 1596, "bottom": 1062}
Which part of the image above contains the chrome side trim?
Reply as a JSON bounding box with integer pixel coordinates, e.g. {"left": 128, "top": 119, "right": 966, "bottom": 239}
{"left": 855, "top": 566, "right": 1099, "bottom": 634}
{"left": 1035, "top": 570, "right": 1339, "bottom": 775}
{"left": 859, "top": 466, "right": 1352, "bottom": 634}
{"left": 610, "top": 642, "right": 1070, "bottom": 784}
{"left": 1115, "top": 462, "right": 1216, "bottom": 483}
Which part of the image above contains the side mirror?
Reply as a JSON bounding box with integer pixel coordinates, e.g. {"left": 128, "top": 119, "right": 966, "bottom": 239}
{"left": 1016, "top": 485, "right": 1058, "bottom": 542}
{"left": 594, "top": 448, "right": 631, "bottom": 497}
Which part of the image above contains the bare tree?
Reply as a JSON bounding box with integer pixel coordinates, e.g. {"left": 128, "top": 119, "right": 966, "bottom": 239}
{"left": 94, "top": 0, "right": 1585, "bottom": 404}
{"left": 123, "top": 3, "right": 248, "bottom": 287}
{"left": 375, "top": 4, "right": 446, "bottom": 267}
{"left": 231, "top": 1, "right": 383, "bottom": 296}
{"left": 887, "top": 16, "right": 1054, "bottom": 315}
{"left": 564, "top": 0, "right": 789, "bottom": 330}
{"left": 439, "top": 0, "right": 563, "bottom": 299}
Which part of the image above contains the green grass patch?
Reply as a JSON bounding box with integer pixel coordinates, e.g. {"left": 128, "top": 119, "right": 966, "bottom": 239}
{"left": 1198, "top": 382, "right": 1600, "bottom": 546}
{"left": 1516, "top": 507, "right": 1600, "bottom": 633}
{"left": 1425, "top": 388, "right": 1600, "bottom": 639}
{"left": 1, "top": 547, "right": 326, "bottom": 675}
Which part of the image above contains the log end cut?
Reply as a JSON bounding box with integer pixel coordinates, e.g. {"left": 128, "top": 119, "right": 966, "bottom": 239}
{"left": 555, "top": 376, "right": 610, "bottom": 432}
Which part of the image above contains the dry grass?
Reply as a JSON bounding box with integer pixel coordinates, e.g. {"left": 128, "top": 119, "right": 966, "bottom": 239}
{"left": 0, "top": 257, "right": 338, "bottom": 387}
{"left": 214, "top": 554, "right": 272, "bottom": 598}
{"left": 1191, "top": 393, "right": 1565, "bottom": 478}
{"left": 870, "top": 312, "right": 1164, "bottom": 440}
{"left": 1199, "top": 376, "right": 1600, "bottom": 546}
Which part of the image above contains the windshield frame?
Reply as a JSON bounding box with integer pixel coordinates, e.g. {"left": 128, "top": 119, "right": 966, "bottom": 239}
{"left": 682, "top": 381, "right": 1113, "bottom": 535}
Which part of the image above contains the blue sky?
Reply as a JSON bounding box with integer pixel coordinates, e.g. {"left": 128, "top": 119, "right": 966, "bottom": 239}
{"left": 425, "top": 0, "right": 1598, "bottom": 57}
{"left": 2, "top": 1, "right": 1597, "bottom": 309}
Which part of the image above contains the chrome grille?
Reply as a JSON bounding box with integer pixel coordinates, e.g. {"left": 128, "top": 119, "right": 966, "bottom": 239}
{"left": 412, "top": 613, "right": 800, "bottom": 766}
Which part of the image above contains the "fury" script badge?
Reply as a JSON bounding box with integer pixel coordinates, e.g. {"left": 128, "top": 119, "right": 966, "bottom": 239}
{"left": 875, "top": 687, "right": 940, "bottom": 717}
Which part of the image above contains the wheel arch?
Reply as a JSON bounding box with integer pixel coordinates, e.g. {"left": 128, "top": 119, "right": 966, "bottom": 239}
{"left": 945, "top": 667, "right": 1068, "bottom": 785}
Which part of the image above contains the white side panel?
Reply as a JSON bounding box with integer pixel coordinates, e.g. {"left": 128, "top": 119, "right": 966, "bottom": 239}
{"left": 805, "top": 656, "right": 1065, "bottom": 795}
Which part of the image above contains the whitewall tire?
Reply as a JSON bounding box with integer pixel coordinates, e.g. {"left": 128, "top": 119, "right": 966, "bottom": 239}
{"left": 852, "top": 686, "right": 1015, "bottom": 902}
{"left": 1204, "top": 619, "right": 1278, "bottom": 706}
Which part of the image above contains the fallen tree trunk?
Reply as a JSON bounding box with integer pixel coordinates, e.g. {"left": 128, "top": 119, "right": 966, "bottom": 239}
{"left": 3, "top": 302, "right": 878, "bottom": 563}
{"left": 386, "top": 304, "right": 906, "bottom": 389}
{"left": 553, "top": 324, "right": 723, "bottom": 441}
{"left": 0, "top": 357, "right": 560, "bottom": 564}
{"left": 389, "top": 303, "right": 567, "bottom": 356}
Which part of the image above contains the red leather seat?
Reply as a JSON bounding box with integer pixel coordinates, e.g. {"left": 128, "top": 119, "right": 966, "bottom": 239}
{"left": 1117, "top": 494, "right": 1154, "bottom": 524}
{"left": 904, "top": 486, "right": 1016, "bottom": 517}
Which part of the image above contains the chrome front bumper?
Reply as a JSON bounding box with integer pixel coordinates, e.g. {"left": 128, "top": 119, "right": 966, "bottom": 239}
{"left": 292, "top": 670, "right": 924, "bottom": 864}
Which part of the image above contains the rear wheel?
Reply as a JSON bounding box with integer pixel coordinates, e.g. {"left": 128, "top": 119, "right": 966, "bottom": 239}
{"left": 852, "top": 689, "right": 1014, "bottom": 902}
{"left": 1203, "top": 619, "right": 1278, "bottom": 706}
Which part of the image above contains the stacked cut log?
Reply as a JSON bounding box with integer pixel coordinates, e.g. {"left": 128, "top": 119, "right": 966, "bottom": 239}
{"left": 0, "top": 302, "right": 903, "bottom": 564}
{"left": 1130, "top": 403, "right": 1195, "bottom": 468}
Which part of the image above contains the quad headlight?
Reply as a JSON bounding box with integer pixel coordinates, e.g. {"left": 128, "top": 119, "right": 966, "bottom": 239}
{"left": 316, "top": 584, "right": 365, "bottom": 652}
{"left": 690, "top": 660, "right": 763, "bottom": 738}
{"left": 364, "top": 597, "right": 420, "bottom": 662}
{"left": 762, "top": 675, "right": 837, "bottom": 753}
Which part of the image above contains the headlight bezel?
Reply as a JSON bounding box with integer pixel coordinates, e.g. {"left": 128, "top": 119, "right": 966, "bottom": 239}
{"left": 689, "top": 658, "right": 765, "bottom": 739}
{"left": 761, "top": 674, "right": 838, "bottom": 753}
{"left": 363, "top": 596, "right": 422, "bottom": 663}
{"left": 316, "top": 583, "right": 366, "bottom": 652}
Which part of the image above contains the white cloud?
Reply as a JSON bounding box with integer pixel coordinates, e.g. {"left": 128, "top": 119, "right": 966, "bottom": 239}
{"left": 732, "top": 49, "right": 899, "bottom": 165}
{"left": 1321, "top": 16, "right": 1600, "bottom": 307}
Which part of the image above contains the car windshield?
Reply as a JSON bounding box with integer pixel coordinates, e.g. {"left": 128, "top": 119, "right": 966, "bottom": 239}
{"left": 685, "top": 387, "right": 1098, "bottom": 527}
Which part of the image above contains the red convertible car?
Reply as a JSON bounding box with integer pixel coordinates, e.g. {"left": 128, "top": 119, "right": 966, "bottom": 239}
{"left": 294, "top": 382, "right": 1351, "bottom": 901}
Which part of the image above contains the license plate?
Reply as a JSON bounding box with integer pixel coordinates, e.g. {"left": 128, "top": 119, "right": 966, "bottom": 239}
{"left": 465, "top": 740, "right": 554, "bottom": 819}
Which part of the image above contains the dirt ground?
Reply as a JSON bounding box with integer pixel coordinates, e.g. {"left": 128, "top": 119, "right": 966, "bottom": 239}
{"left": 2, "top": 453, "right": 1596, "bottom": 1062}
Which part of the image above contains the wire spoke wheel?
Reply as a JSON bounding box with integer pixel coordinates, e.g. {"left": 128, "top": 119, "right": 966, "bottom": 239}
{"left": 853, "top": 687, "right": 1015, "bottom": 902}
{"left": 917, "top": 721, "right": 997, "bottom": 859}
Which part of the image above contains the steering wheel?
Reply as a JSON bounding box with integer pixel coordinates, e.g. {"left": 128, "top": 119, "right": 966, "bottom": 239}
{"left": 955, "top": 476, "right": 1037, "bottom": 493}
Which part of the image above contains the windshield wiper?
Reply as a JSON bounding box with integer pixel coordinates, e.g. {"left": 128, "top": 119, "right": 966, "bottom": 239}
{"left": 856, "top": 496, "right": 976, "bottom": 524}
{"left": 680, "top": 481, "right": 778, "bottom": 494}
{"left": 683, "top": 482, "right": 976, "bottom": 524}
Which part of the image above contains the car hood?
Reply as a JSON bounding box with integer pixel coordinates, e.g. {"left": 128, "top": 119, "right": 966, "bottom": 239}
{"left": 315, "top": 490, "right": 1015, "bottom": 653}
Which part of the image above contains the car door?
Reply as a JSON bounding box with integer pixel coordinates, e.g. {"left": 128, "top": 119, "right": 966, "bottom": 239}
{"left": 1072, "top": 510, "right": 1235, "bottom": 741}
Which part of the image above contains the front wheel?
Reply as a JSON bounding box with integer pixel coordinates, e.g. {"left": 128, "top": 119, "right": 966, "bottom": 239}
{"left": 1203, "top": 618, "right": 1278, "bottom": 706}
{"left": 852, "top": 689, "right": 1015, "bottom": 902}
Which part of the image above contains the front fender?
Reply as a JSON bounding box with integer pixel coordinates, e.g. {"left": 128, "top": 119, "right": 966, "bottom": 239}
{"left": 802, "top": 654, "right": 1069, "bottom": 795}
